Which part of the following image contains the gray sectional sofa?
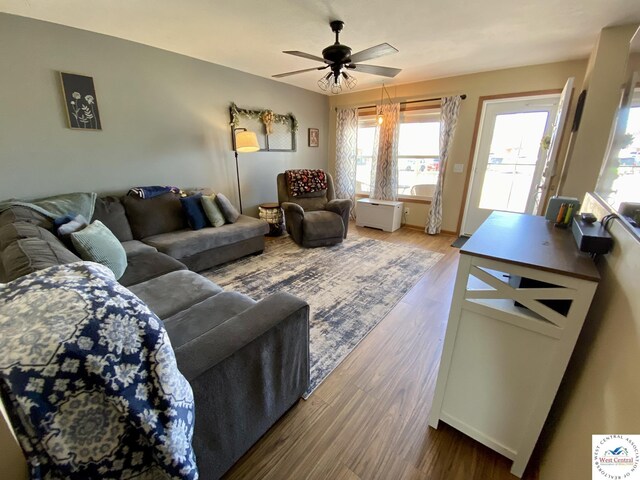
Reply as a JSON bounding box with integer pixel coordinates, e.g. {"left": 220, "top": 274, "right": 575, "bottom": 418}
{"left": 0, "top": 192, "right": 310, "bottom": 479}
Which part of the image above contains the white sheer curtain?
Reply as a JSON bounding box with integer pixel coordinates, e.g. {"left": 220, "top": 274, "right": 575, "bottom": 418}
{"left": 335, "top": 108, "right": 358, "bottom": 218}
{"left": 370, "top": 103, "right": 401, "bottom": 200}
{"left": 426, "top": 96, "right": 462, "bottom": 234}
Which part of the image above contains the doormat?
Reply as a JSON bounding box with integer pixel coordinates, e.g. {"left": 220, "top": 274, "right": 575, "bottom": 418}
{"left": 451, "top": 235, "right": 471, "bottom": 248}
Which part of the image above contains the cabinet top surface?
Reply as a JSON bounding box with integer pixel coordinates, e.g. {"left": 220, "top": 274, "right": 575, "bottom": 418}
{"left": 357, "top": 198, "right": 403, "bottom": 206}
{"left": 461, "top": 212, "right": 600, "bottom": 282}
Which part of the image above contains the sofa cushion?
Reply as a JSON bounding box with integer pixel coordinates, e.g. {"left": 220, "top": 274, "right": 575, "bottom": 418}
{"left": 128, "top": 270, "right": 223, "bottom": 319}
{"left": 1, "top": 237, "right": 81, "bottom": 282}
{"left": 215, "top": 193, "right": 240, "bottom": 224}
{"left": 119, "top": 251, "right": 187, "bottom": 288}
{"left": 180, "top": 193, "right": 210, "bottom": 230}
{"left": 70, "top": 221, "right": 127, "bottom": 279}
{"left": 0, "top": 222, "right": 59, "bottom": 251}
{"left": 142, "top": 215, "right": 269, "bottom": 260}
{"left": 295, "top": 196, "right": 329, "bottom": 212}
{"left": 302, "top": 210, "right": 344, "bottom": 242}
{"left": 0, "top": 206, "right": 54, "bottom": 230}
{"left": 93, "top": 196, "right": 134, "bottom": 241}
{"left": 164, "top": 292, "right": 256, "bottom": 349}
{"left": 201, "top": 194, "right": 226, "bottom": 228}
{"left": 123, "top": 192, "right": 186, "bottom": 239}
{"left": 121, "top": 240, "right": 158, "bottom": 258}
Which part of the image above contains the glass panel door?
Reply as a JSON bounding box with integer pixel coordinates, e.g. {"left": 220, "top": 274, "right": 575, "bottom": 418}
{"left": 462, "top": 95, "right": 559, "bottom": 235}
{"left": 478, "top": 111, "right": 549, "bottom": 212}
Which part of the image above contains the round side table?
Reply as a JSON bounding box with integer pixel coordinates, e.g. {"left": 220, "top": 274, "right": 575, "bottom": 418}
{"left": 258, "top": 203, "right": 286, "bottom": 237}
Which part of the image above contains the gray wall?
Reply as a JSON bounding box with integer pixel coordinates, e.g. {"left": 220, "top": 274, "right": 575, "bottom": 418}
{"left": 0, "top": 14, "right": 329, "bottom": 216}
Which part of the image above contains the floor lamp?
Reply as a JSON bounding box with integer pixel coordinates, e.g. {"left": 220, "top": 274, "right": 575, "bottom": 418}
{"left": 232, "top": 128, "right": 260, "bottom": 213}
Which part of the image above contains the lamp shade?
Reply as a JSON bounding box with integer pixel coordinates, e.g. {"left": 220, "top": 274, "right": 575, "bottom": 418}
{"left": 235, "top": 131, "right": 260, "bottom": 153}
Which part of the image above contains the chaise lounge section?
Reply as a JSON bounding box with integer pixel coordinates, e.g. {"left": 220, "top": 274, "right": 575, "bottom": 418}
{"left": 0, "top": 191, "right": 310, "bottom": 479}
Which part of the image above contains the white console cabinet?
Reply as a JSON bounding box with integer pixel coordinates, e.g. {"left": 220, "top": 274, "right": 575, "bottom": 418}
{"left": 428, "top": 212, "right": 600, "bottom": 477}
{"left": 355, "top": 198, "right": 403, "bottom": 232}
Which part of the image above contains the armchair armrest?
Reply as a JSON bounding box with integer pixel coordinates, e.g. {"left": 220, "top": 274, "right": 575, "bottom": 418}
{"left": 325, "top": 198, "right": 352, "bottom": 216}
{"left": 326, "top": 199, "right": 352, "bottom": 239}
{"left": 281, "top": 202, "right": 305, "bottom": 243}
{"left": 174, "top": 292, "right": 309, "bottom": 381}
{"left": 281, "top": 202, "right": 304, "bottom": 216}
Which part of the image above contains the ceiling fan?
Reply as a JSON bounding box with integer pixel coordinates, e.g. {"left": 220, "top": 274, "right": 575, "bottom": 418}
{"left": 273, "top": 20, "right": 402, "bottom": 94}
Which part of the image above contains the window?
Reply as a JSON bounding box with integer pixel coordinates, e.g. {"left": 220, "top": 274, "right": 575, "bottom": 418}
{"left": 356, "top": 108, "right": 440, "bottom": 198}
{"left": 596, "top": 86, "right": 640, "bottom": 211}
{"left": 594, "top": 29, "right": 640, "bottom": 238}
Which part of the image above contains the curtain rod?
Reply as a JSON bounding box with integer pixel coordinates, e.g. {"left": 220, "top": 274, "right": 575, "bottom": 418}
{"left": 335, "top": 94, "right": 467, "bottom": 111}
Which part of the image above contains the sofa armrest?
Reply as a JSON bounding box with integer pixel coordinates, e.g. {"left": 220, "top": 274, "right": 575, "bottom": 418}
{"left": 325, "top": 199, "right": 352, "bottom": 239}
{"left": 174, "top": 292, "right": 309, "bottom": 381}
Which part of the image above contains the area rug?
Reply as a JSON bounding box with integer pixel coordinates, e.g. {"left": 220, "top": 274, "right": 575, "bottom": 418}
{"left": 203, "top": 236, "right": 443, "bottom": 397}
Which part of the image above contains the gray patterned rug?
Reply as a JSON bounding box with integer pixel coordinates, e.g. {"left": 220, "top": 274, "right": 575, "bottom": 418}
{"left": 203, "top": 235, "right": 443, "bottom": 397}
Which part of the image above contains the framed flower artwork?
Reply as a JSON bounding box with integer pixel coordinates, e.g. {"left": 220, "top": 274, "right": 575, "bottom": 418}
{"left": 60, "top": 72, "right": 102, "bottom": 130}
{"left": 308, "top": 128, "right": 319, "bottom": 147}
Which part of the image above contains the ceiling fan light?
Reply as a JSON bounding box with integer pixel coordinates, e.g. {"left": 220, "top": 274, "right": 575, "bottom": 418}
{"left": 318, "top": 78, "right": 329, "bottom": 91}
{"left": 317, "top": 72, "right": 333, "bottom": 91}
{"left": 342, "top": 71, "right": 357, "bottom": 89}
{"left": 330, "top": 81, "right": 342, "bottom": 94}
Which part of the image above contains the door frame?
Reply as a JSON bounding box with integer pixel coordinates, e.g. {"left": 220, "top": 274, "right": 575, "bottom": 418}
{"left": 456, "top": 89, "right": 562, "bottom": 235}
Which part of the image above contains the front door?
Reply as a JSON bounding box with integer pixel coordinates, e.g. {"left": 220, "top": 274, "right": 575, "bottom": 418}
{"left": 462, "top": 94, "right": 560, "bottom": 235}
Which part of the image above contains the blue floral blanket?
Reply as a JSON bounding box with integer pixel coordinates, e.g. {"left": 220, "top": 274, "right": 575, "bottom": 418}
{"left": 0, "top": 262, "right": 198, "bottom": 479}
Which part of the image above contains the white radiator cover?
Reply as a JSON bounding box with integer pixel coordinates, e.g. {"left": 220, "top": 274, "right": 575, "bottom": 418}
{"left": 356, "top": 198, "right": 403, "bottom": 232}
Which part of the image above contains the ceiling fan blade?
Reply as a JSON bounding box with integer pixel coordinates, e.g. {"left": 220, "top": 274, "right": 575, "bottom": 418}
{"left": 349, "top": 43, "right": 398, "bottom": 64}
{"left": 283, "top": 50, "right": 331, "bottom": 64}
{"left": 350, "top": 64, "right": 402, "bottom": 78}
{"left": 272, "top": 65, "right": 328, "bottom": 78}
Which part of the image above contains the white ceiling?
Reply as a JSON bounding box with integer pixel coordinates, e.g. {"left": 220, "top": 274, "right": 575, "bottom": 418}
{"left": 2, "top": 0, "right": 639, "bottom": 95}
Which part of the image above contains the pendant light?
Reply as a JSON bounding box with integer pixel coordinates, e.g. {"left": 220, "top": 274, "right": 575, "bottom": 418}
{"left": 377, "top": 83, "right": 392, "bottom": 125}
{"left": 377, "top": 83, "right": 384, "bottom": 125}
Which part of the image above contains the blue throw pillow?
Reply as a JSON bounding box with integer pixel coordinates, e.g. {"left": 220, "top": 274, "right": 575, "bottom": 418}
{"left": 54, "top": 213, "right": 89, "bottom": 251}
{"left": 53, "top": 213, "right": 77, "bottom": 230}
{"left": 180, "top": 193, "right": 210, "bottom": 230}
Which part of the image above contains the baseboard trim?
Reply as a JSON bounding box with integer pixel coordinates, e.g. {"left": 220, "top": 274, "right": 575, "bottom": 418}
{"left": 402, "top": 223, "right": 425, "bottom": 231}
{"left": 402, "top": 224, "right": 457, "bottom": 236}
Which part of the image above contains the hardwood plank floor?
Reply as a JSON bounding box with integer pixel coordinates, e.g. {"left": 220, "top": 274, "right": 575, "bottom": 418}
{"left": 224, "top": 224, "right": 539, "bottom": 480}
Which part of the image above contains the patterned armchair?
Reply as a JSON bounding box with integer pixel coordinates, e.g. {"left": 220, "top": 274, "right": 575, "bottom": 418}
{"left": 277, "top": 171, "right": 352, "bottom": 247}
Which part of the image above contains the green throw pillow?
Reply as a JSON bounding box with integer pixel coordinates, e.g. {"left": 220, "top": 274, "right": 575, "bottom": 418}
{"left": 70, "top": 220, "right": 127, "bottom": 279}
{"left": 201, "top": 194, "right": 226, "bottom": 227}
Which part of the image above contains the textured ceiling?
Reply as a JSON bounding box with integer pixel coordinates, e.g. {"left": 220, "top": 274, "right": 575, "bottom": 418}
{"left": 2, "top": 0, "right": 639, "bottom": 94}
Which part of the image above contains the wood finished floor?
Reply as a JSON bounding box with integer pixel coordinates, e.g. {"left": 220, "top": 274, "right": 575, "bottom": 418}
{"left": 224, "top": 224, "right": 539, "bottom": 480}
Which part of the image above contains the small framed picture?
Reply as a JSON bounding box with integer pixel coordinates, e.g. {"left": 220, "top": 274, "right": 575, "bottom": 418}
{"left": 60, "top": 72, "right": 102, "bottom": 130}
{"left": 308, "top": 128, "right": 319, "bottom": 147}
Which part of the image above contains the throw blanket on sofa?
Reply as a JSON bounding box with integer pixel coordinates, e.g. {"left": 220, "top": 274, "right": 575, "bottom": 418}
{"left": 285, "top": 169, "right": 327, "bottom": 196}
{"left": 0, "top": 262, "right": 198, "bottom": 479}
{"left": 128, "top": 186, "right": 181, "bottom": 199}
{"left": 0, "top": 192, "right": 97, "bottom": 221}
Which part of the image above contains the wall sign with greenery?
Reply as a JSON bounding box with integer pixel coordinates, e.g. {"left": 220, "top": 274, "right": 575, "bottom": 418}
{"left": 229, "top": 102, "right": 297, "bottom": 152}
